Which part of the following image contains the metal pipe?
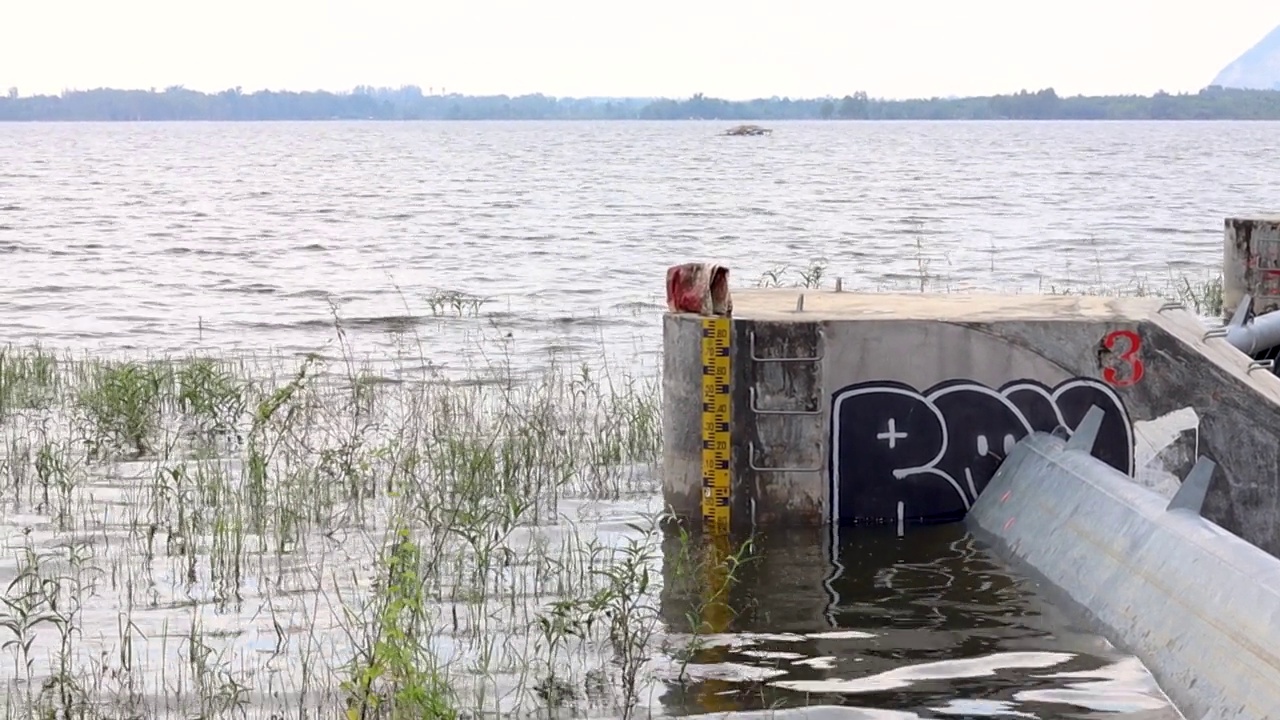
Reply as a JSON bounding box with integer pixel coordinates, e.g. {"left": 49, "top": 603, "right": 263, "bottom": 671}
{"left": 1225, "top": 294, "right": 1280, "bottom": 355}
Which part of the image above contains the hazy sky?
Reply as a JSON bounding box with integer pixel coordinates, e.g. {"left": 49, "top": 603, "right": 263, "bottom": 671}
{"left": 4, "top": 1, "right": 1278, "bottom": 99}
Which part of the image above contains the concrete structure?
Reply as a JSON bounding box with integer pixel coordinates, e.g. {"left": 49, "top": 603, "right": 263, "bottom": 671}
{"left": 1224, "top": 216, "right": 1280, "bottom": 318}
{"left": 662, "top": 289, "right": 1280, "bottom": 555}
{"left": 968, "top": 412, "right": 1280, "bottom": 720}
{"left": 661, "top": 217, "right": 1280, "bottom": 718}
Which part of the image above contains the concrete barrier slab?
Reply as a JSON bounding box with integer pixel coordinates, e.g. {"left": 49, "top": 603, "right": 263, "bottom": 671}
{"left": 662, "top": 288, "right": 1280, "bottom": 556}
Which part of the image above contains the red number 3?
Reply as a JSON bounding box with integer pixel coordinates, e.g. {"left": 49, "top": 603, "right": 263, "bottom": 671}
{"left": 1102, "top": 330, "right": 1144, "bottom": 387}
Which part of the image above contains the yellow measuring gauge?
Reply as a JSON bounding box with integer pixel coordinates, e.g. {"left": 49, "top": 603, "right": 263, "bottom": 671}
{"left": 700, "top": 316, "right": 731, "bottom": 535}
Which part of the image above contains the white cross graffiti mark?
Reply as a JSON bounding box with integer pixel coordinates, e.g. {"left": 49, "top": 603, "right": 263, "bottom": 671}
{"left": 877, "top": 418, "right": 909, "bottom": 449}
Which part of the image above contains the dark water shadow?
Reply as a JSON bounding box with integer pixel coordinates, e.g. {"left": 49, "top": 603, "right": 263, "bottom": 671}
{"left": 656, "top": 524, "right": 1181, "bottom": 719}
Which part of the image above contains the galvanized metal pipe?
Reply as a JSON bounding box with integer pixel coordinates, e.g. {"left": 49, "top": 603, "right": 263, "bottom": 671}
{"left": 1224, "top": 293, "right": 1280, "bottom": 355}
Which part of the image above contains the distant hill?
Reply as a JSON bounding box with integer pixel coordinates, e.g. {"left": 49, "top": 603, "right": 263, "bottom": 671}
{"left": 1212, "top": 25, "right": 1280, "bottom": 90}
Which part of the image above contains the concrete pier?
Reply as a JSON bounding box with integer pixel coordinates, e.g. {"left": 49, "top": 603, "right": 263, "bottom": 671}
{"left": 662, "top": 288, "right": 1280, "bottom": 555}
{"left": 661, "top": 216, "right": 1280, "bottom": 718}
{"left": 1224, "top": 216, "right": 1280, "bottom": 318}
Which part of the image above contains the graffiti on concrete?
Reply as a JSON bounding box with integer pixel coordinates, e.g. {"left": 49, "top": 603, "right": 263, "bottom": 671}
{"left": 1099, "top": 329, "right": 1145, "bottom": 388}
{"left": 829, "top": 378, "right": 1133, "bottom": 525}
{"left": 1132, "top": 406, "right": 1201, "bottom": 499}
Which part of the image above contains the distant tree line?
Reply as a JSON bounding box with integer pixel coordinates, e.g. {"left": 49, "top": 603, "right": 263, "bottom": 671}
{"left": 3, "top": 84, "right": 1280, "bottom": 121}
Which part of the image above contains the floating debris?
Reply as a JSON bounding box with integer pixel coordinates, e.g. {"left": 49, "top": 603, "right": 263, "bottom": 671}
{"left": 723, "top": 124, "right": 772, "bottom": 136}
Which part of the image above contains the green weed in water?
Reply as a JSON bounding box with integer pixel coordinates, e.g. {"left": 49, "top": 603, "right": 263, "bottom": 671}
{"left": 0, "top": 309, "right": 698, "bottom": 720}
{"left": 344, "top": 524, "right": 457, "bottom": 720}
{"left": 174, "top": 357, "right": 249, "bottom": 444}
{"left": 0, "top": 345, "right": 59, "bottom": 418}
{"left": 78, "top": 360, "right": 167, "bottom": 458}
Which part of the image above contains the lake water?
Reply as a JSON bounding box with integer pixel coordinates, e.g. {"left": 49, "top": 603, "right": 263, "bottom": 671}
{"left": 662, "top": 524, "right": 1180, "bottom": 718}
{"left": 0, "top": 119, "right": 1266, "bottom": 718}
{"left": 1, "top": 120, "right": 1273, "bottom": 362}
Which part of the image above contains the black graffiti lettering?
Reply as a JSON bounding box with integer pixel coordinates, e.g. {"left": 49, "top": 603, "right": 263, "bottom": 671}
{"left": 829, "top": 378, "right": 1133, "bottom": 525}
{"left": 1053, "top": 384, "right": 1133, "bottom": 477}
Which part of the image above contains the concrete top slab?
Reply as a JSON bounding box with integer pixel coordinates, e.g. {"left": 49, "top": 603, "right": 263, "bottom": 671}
{"left": 718, "top": 290, "right": 1167, "bottom": 323}
{"left": 1150, "top": 306, "right": 1280, "bottom": 404}
{"left": 1227, "top": 216, "right": 1280, "bottom": 223}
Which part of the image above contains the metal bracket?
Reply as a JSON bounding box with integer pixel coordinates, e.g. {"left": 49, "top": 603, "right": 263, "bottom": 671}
{"left": 1248, "top": 358, "right": 1275, "bottom": 373}
{"left": 1065, "top": 405, "right": 1105, "bottom": 454}
{"left": 1229, "top": 294, "right": 1253, "bottom": 328}
{"left": 1158, "top": 301, "right": 1184, "bottom": 312}
{"left": 749, "top": 387, "right": 822, "bottom": 416}
{"left": 1203, "top": 327, "right": 1229, "bottom": 341}
{"left": 749, "top": 328, "right": 826, "bottom": 362}
{"left": 1167, "top": 456, "right": 1216, "bottom": 516}
{"left": 747, "top": 441, "right": 823, "bottom": 472}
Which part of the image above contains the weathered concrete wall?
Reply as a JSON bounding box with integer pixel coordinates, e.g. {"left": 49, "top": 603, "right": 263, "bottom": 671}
{"left": 819, "top": 314, "right": 1139, "bottom": 527}
{"left": 662, "top": 313, "right": 707, "bottom": 522}
{"left": 663, "top": 312, "right": 827, "bottom": 531}
{"left": 968, "top": 430, "right": 1280, "bottom": 720}
{"left": 933, "top": 307, "right": 1280, "bottom": 554}
{"left": 663, "top": 292, "right": 1173, "bottom": 528}
{"left": 729, "top": 318, "right": 826, "bottom": 528}
{"left": 662, "top": 289, "right": 1280, "bottom": 554}
{"left": 1224, "top": 216, "right": 1280, "bottom": 318}
{"left": 1129, "top": 308, "right": 1280, "bottom": 557}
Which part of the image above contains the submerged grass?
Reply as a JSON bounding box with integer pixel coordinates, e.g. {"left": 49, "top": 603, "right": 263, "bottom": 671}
{"left": 0, "top": 233, "right": 1228, "bottom": 719}
{"left": 756, "top": 237, "right": 1227, "bottom": 318}
{"left": 0, "top": 315, "right": 749, "bottom": 720}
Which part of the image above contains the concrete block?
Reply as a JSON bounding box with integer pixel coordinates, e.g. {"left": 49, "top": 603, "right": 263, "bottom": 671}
{"left": 662, "top": 289, "right": 1280, "bottom": 555}
{"left": 968, "top": 428, "right": 1280, "bottom": 720}
{"left": 662, "top": 313, "right": 708, "bottom": 522}
{"left": 1224, "top": 216, "right": 1280, "bottom": 318}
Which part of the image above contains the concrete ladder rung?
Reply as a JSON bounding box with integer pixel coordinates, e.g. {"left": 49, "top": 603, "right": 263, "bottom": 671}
{"left": 741, "top": 320, "right": 825, "bottom": 472}
{"left": 748, "top": 387, "right": 822, "bottom": 416}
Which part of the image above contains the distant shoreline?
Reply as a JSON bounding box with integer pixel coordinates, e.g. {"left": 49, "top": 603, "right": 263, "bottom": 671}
{"left": 3, "top": 85, "right": 1280, "bottom": 121}
{"left": 7, "top": 118, "right": 1280, "bottom": 123}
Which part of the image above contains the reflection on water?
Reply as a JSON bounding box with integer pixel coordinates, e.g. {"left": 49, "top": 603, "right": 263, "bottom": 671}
{"left": 659, "top": 524, "right": 1181, "bottom": 719}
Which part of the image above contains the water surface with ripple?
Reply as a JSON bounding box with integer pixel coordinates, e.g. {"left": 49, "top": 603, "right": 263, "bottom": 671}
{"left": 660, "top": 524, "right": 1180, "bottom": 719}
{"left": 0, "top": 120, "right": 1252, "bottom": 717}
{"left": 1, "top": 120, "right": 1271, "bottom": 363}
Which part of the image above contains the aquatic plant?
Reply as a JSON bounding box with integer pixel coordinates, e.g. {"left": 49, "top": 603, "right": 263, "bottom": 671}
{"left": 423, "top": 289, "right": 488, "bottom": 318}
{"left": 751, "top": 237, "right": 1226, "bottom": 320}
{"left": 0, "top": 306, "right": 756, "bottom": 720}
